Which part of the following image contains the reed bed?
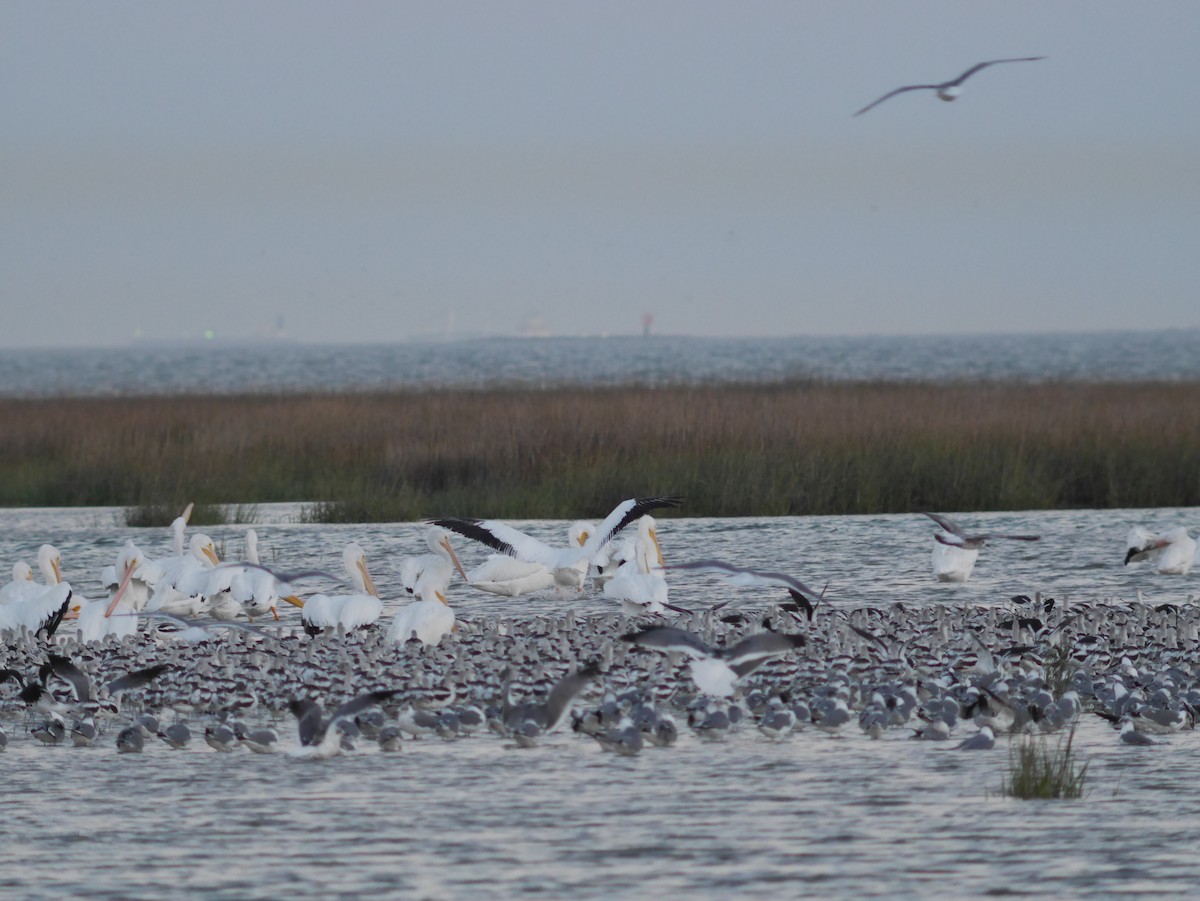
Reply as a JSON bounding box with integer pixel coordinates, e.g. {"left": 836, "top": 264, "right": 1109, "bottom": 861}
{"left": 1001, "top": 727, "right": 1089, "bottom": 800}
{"left": 2, "top": 381, "right": 1198, "bottom": 522}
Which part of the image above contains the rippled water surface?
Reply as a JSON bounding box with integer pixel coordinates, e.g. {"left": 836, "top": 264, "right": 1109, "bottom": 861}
{"left": 2, "top": 506, "right": 1198, "bottom": 899}
{"left": 4, "top": 329, "right": 1199, "bottom": 396}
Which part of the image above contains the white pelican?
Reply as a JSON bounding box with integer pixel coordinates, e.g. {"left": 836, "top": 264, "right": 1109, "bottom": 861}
{"left": 854, "top": 56, "right": 1045, "bottom": 116}
{"left": 70, "top": 542, "right": 148, "bottom": 644}
{"left": 400, "top": 526, "right": 469, "bottom": 600}
{"left": 0, "top": 582, "right": 72, "bottom": 638}
{"left": 387, "top": 576, "right": 456, "bottom": 647}
{"left": 282, "top": 543, "right": 382, "bottom": 637}
{"left": 432, "top": 496, "right": 681, "bottom": 590}
{"left": 602, "top": 516, "right": 687, "bottom": 615}
{"left": 925, "top": 512, "right": 1040, "bottom": 583}
{"left": 1125, "top": 526, "right": 1197, "bottom": 575}
{"left": 142, "top": 533, "right": 221, "bottom": 616}
{"left": 0, "top": 562, "right": 35, "bottom": 605}
{"left": 621, "top": 625, "right": 807, "bottom": 698}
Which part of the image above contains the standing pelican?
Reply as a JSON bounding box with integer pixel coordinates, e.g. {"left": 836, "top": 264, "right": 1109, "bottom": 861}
{"left": 1125, "top": 526, "right": 1197, "bottom": 575}
{"left": 400, "top": 527, "right": 469, "bottom": 600}
{"left": 282, "top": 543, "right": 382, "bottom": 637}
{"left": 854, "top": 56, "right": 1045, "bottom": 116}
{"left": 924, "top": 512, "right": 1040, "bottom": 583}
{"left": 602, "top": 516, "right": 687, "bottom": 615}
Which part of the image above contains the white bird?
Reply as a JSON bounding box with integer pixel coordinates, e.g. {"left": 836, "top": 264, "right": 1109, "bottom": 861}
{"left": 925, "top": 512, "right": 1040, "bottom": 583}
{"left": 142, "top": 533, "right": 222, "bottom": 615}
{"left": 464, "top": 556, "right": 558, "bottom": 597}
{"left": 0, "top": 561, "right": 36, "bottom": 605}
{"left": 387, "top": 572, "right": 456, "bottom": 647}
{"left": 399, "top": 527, "right": 469, "bottom": 600}
{"left": 0, "top": 545, "right": 75, "bottom": 637}
{"left": 282, "top": 543, "right": 383, "bottom": 637}
{"left": 602, "top": 516, "right": 686, "bottom": 615}
{"left": 1124, "top": 526, "right": 1197, "bottom": 575}
{"left": 431, "top": 496, "right": 681, "bottom": 591}
{"left": 621, "top": 625, "right": 807, "bottom": 697}
{"left": 853, "top": 56, "right": 1045, "bottom": 116}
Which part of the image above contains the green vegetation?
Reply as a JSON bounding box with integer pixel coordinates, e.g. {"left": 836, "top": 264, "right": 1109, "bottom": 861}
{"left": 123, "top": 502, "right": 259, "bottom": 528}
{"left": 2, "top": 381, "right": 1198, "bottom": 522}
{"left": 1001, "top": 727, "right": 1088, "bottom": 800}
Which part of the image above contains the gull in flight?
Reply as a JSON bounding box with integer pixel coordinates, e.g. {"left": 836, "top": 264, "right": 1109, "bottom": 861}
{"left": 621, "top": 626, "right": 806, "bottom": 698}
{"left": 854, "top": 57, "right": 1045, "bottom": 116}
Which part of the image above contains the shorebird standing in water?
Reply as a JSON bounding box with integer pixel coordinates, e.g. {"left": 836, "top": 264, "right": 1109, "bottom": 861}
{"left": 854, "top": 57, "right": 1045, "bottom": 116}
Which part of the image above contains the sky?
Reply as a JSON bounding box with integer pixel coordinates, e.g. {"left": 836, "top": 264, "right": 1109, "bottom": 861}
{"left": 2, "top": 1, "right": 1198, "bottom": 347}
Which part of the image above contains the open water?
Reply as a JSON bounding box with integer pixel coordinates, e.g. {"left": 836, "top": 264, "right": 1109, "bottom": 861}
{"left": 1, "top": 506, "right": 1198, "bottom": 899}
{"left": 2, "top": 329, "right": 1198, "bottom": 396}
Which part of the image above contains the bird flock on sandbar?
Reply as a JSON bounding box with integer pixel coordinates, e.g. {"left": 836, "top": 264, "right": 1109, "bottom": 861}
{"left": 1, "top": 496, "right": 1197, "bottom": 761}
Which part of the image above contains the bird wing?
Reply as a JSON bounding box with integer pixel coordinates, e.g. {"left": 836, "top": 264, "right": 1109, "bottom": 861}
{"left": 216, "top": 561, "right": 342, "bottom": 584}
{"left": 620, "top": 625, "right": 713, "bottom": 659}
{"left": 584, "top": 496, "right": 683, "bottom": 558}
{"left": 430, "top": 518, "right": 555, "bottom": 564}
{"left": 978, "top": 533, "right": 1041, "bottom": 542}
{"left": 542, "top": 663, "right": 600, "bottom": 732}
{"left": 327, "top": 689, "right": 400, "bottom": 729}
{"left": 924, "top": 512, "right": 966, "bottom": 536}
{"left": 289, "top": 698, "right": 323, "bottom": 746}
{"left": 665, "top": 559, "right": 823, "bottom": 601}
{"left": 723, "top": 632, "right": 807, "bottom": 668}
{"left": 47, "top": 655, "right": 94, "bottom": 702}
{"left": 853, "top": 84, "right": 941, "bottom": 116}
{"left": 106, "top": 664, "right": 170, "bottom": 696}
{"left": 947, "top": 56, "right": 1045, "bottom": 86}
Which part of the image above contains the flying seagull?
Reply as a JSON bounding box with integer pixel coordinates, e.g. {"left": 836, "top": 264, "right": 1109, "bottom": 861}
{"left": 621, "top": 626, "right": 806, "bottom": 697}
{"left": 854, "top": 57, "right": 1045, "bottom": 116}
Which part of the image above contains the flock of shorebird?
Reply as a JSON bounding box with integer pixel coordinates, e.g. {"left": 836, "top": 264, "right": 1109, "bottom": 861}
{"left": 1, "top": 496, "right": 1197, "bottom": 760}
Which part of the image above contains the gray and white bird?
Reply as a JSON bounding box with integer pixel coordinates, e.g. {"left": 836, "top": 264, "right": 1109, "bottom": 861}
{"left": 288, "top": 690, "right": 398, "bottom": 759}
{"left": 621, "top": 626, "right": 806, "bottom": 698}
{"left": 854, "top": 57, "right": 1045, "bottom": 116}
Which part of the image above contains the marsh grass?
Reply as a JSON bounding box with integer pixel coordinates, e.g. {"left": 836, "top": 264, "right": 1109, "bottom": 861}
{"left": 1002, "top": 726, "right": 1088, "bottom": 800}
{"left": 3, "top": 381, "right": 1199, "bottom": 521}
{"left": 124, "top": 503, "right": 259, "bottom": 528}
{"left": 1043, "top": 641, "right": 1078, "bottom": 698}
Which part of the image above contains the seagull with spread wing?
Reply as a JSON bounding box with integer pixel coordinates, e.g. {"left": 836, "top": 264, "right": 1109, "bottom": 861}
{"left": 924, "top": 512, "right": 1040, "bottom": 583}
{"left": 854, "top": 56, "right": 1044, "bottom": 116}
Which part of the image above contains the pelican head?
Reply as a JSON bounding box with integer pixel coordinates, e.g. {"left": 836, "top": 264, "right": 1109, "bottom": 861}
{"left": 190, "top": 533, "right": 220, "bottom": 566}
{"left": 428, "top": 527, "right": 468, "bottom": 582}
{"left": 37, "top": 544, "right": 63, "bottom": 584}
{"left": 638, "top": 516, "right": 666, "bottom": 567}
{"left": 569, "top": 521, "right": 593, "bottom": 547}
{"left": 343, "top": 543, "right": 379, "bottom": 598}
{"left": 12, "top": 562, "right": 33, "bottom": 582}
{"left": 104, "top": 542, "right": 147, "bottom": 617}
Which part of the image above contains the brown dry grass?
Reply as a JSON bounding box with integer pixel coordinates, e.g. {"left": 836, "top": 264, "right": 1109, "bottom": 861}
{"left": 2, "top": 381, "right": 1198, "bottom": 521}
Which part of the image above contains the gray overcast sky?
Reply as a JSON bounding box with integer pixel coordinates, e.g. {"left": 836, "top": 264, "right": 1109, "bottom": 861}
{"left": 2, "top": 1, "right": 1198, "bottom": 347}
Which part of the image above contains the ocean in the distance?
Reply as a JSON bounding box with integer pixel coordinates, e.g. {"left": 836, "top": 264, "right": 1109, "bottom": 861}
{"left": 2, "top": 329, "right": 1197, "bottom": 396}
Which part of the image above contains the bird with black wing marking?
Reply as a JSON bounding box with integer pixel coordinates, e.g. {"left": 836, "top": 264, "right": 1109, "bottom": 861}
{"left": 621, "top": 626, "right": 806, "bottom": 698}
{"left": 664, "top": 559, "right": 823, "bottom": 621}
{"left": 288, "top": 689, "right": 399, "bottom": 759}
{"left": 924, "top": 512, "right": 1040, "bottom": 583}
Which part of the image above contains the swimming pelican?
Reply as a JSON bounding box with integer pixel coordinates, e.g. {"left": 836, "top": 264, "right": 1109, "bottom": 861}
{"left": 621, "top": 625, "right": 807, "bottom": 697}
{"left": 282, "top": 543, "right": 382, "bottom": 637}
{"left": 0, "top": 546, "right": 75, "bottom": 637}
{"left": 387, "top": 571, "right": 456, "bottom": 646}
{"left": 431, "top": 496, "right": 681, "bottom": 591}
{"left": 289, "top": 689, "right": 398, "bottom": 759}
{"left": 925, "top": 512, "right": 1040, "bottom": 583}
{"left": 854, "top": 56, "right": 1045, "bottom": 116}
{"left": 1125, "top": 526, "right": 1197, "bottom": 575}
